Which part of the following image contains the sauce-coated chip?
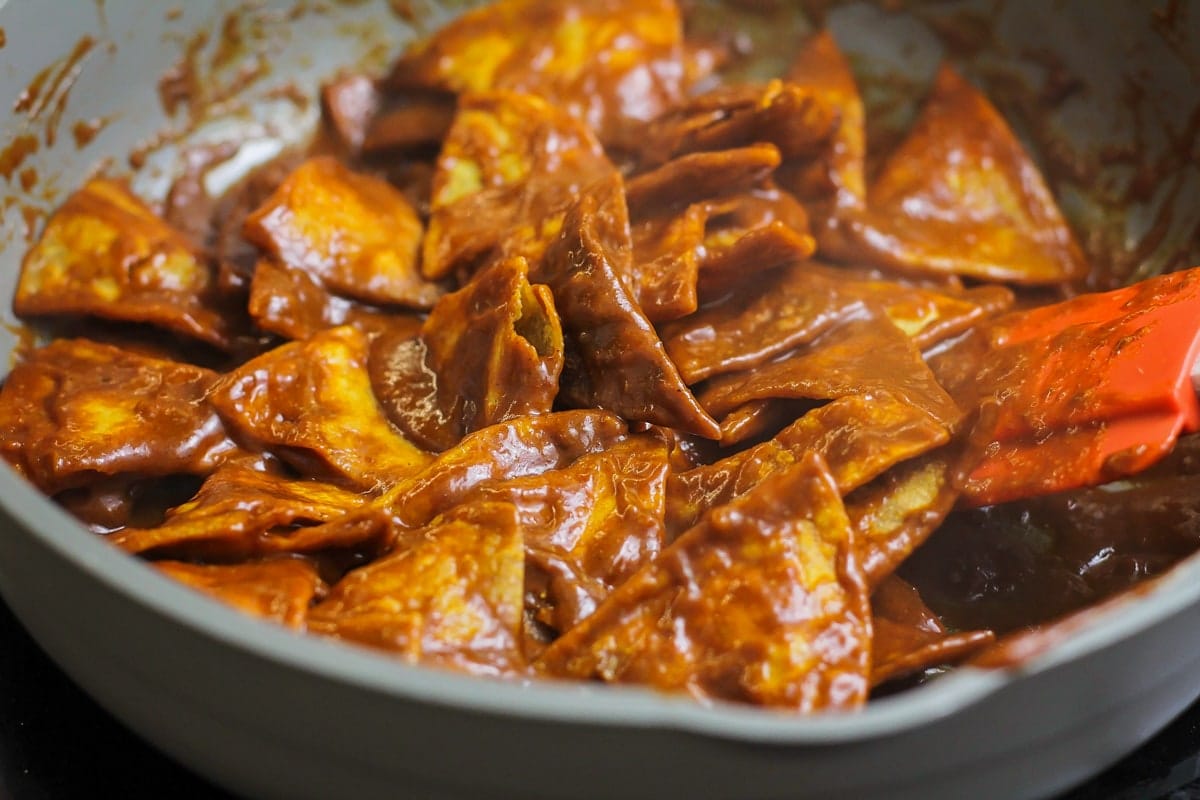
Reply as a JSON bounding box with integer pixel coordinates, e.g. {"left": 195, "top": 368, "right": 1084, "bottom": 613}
{"left": 538, "top": 453, "right": 871, "bottom": 711}
{"left": 628, "top": 185, "right": 815, "bottom": 324}
{"left": 154, "top": 558, "right": 326, "bottom": 630}
{"left": 845, "top": 452, "right": 959, "bottom": 588}
{"left": 297, "top": 411, "right": 629, "bottom": 545}
{"left": 15, "top": 178, "right": 243, "bottom": 350}
{"left": 667, "top": 392, "right": 949, "bottom": 535}
{"left": 666, "top": 438, "right": 796, "bottom": 539}
{"left": 362, "top": 94, "right": 457, "bottom": 156}
{"left": 625, "top": 144, "right": 781, "bottom": 218}
{"left": 637, "top": 80, "right": 838, "bottom": 167}
{"left": 430, "top": 92, "right": 608, "bottom": 209}
{"left": 826, "top": 66, "right": 1087, "bottom": 285}
{"left": 466, "top": 436, "right": 669, "bottom": 635}
{"left": 698, "top": 316, "right": 962, "bottom": 430}
{"left": 112, "top": 462, "right": 370, "bottom": 559}
{"left": 781, "top": 31, "right": 866, "bottom": 215}
{"left": 695, "top": 187, "right": 816, "bottom": 297}
{"left": 309, "top": 501, "right": 526, "bottom": 676}
{"left": 424, "top": 91, "right": 613, "bottom": 279}
{"left": 0, "top": 338, "right": 240, "bottom": 493}
{"left": 715, "top": 398, "right": 814, "bottom": 447}
{"left": 320, "top": 72, "right": 380, "bottom": 153}
{"left": 370, "top": 256, "right": 564, "bottom": 451}
{"left": 664, "top": 262, "right": 1011, "bottom": 384}
{"left": 381, "top": 410, "right": 630, "bottom": 529}
{"left": 870, "top": 575, "right": 993, "bottom": 687}
{"left": 243, "top": 156, "right": 441, "bottom": 308}
{"left": 536, "top": 176, "right": 720, "bottom": 439}
{"left": 629, "top": 203, "right": 707, "bottom": 323}
{"left": 387, "top": 0, "right": 690, "bottom": 144}
{"left": 208, "top": 325, "right": 432, "bottom": 489}
{"left": 248, "top": 259, "right": 423, "bottom": 341}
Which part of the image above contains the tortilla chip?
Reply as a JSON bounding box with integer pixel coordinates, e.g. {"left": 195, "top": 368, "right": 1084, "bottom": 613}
{"left": 845, "top": 453, "right": 959, "bottom": 588}
{"left": 625, "top": 144, "right": 781, "bottom": 218}
{"left": 15, "top": 178, "right": 245, "bottom": 349}
{"left": 361, "top": 93, "right": 456, "bottom": 156}
{"left": 111, "top": 461, "right": 371, "bottom": 558}
{"left": 717, "top": 398, "right": 816, "bottom": 447}
{"left": 629, "top": 203, "right": 707, "bottom": 323}
{"left": 667, "top": 392, "right": 949, "bottom": 535}
{"left": 208, "top": 326, "right": 431, "bottom": 489}
{"left": 319, "top": 72, "right": 381, "bottom": 153}
{"left": 826, "top": 65, "right": 1087, "bottom": 285}
{"left": 666, "top": 439, "right": 796, "bottom": 539}
{"left": 870, "top": 575, "right": 993, "bottom": 687}
{"left": 628, "top": 185, "right": 816, "bottom": 324}
{"left": 154, "top": 557, "right": 326, "bottom": 629}
{"left": 248, "top": 259, "right": 423, "bottom": 341}
{"left": 536, "top": 176, "right": 719, "bottom": 439}
{"left": 664, "top": 262, "right": 1011, "bottom": 384}
{"left": 386, "top": 0, "right": 690, "bottom": 144}
{"left": 637, "top": 80, "right": 838, "bottom": 167}
{"left": 423, "top": 91, "right": 614, "bottom": 279}
{"left": 538, "top": 453, "right": 871, "bottom": 711}
{"left": 781, "top": 30, "right": 867, "bottom": 214}
{"left": 697, "top": 316, "right": 962, "bottom": 429}
{"left": 244, "top": 156, "right": 441, "bottom": 308}
{"left": 0, "top": 338, "right": 240, "bottom": 493}
{"left": 467, "top": 436, "right": 669, "bottom": 635}
{"left": 370, "top": 256, "right": 563, "bottom": 451}
{"left": 382, "top": 410, "right": 631, "bottom": 529}
{"left": 309, "top": 500, "right": 526, "bottom": 676}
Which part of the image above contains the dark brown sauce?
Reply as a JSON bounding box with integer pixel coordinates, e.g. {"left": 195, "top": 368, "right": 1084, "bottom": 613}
{"left": 1, "top": 33, "right": 99, "bottom": 193}
{"left": 164, "top": 10, "right": 273, "bottom": 124}
{"left": 1152, "top": 0, "right": 1200, "bottom": 81}
{"left": 211, "top": 12, "right": 250, "bottom": 75}
{"left": 0, "top": 135, "right": 38, "bottom": 182}
{"left": 109, "top": 0, "right": 399, "bottom": 180}
{"left": 13, "top": 67, "right": 54, "bottom": 116}
{"left": 71, "top": 117, "right": 110, "bottom": 149}
{"left": 969, "top": 578, "right": 1160, "bottom": 669}
{"left": 18, "top": 168, "right": 38, "bottom": 193}
{"left": 158, "top": 30, "right": 208, "bottom": 118}
{"left": 137, "top": 7, "right": 291, "bottom": 173}
{"left": 13, "top": 36, "right": 96, "bottom": 147}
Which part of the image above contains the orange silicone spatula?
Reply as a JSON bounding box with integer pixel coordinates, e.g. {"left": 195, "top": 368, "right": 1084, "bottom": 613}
{"left": 959, "top": 266, "right": 1200, "bottom": 508}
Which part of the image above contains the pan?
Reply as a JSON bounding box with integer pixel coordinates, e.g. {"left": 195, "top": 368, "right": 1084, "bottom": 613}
{"left": 0, "top": 1, "right": 1198, "bottom": 798}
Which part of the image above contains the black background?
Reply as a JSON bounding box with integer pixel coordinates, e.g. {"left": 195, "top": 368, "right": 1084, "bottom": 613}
{"left": 2, "top": 595, "right": 1200, "bottom": 800}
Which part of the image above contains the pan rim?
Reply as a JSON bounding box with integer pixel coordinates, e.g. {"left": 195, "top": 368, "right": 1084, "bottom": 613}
{"left": 3, "top": 458, "right": 1199, "bottom": 745}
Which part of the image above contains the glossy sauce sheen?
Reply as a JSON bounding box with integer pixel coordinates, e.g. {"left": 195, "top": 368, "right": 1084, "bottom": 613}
{"left": 1, "top": 0, "right": 1198, "bottom": 714}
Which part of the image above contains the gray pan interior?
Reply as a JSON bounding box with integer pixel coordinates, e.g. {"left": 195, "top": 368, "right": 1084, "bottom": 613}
{"left": 0, "top": 1, "right": 1198, "bottom": 799}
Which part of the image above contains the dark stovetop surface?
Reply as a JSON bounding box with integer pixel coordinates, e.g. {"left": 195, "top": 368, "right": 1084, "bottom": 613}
{"left": 2, "top": 595, "right": 1200, "bottom": 800}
